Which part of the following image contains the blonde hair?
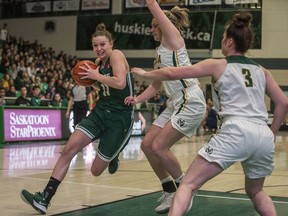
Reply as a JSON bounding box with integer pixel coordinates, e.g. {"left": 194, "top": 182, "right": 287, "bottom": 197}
{"left": 92, "top": 23, "right": 113, "bottom": 43}
{"left": 163, "top": 6, "right": 190, "bottom": 31}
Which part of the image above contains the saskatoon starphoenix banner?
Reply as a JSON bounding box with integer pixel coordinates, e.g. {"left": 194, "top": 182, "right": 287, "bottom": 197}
{"left": 76, "top": 10, "right": 261, "bottom": 50}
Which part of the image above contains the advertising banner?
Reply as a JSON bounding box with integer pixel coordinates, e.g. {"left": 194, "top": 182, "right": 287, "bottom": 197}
{"left": 159, "top": 0, "right": 184, "bottom": 4}
{"left": 225, "top": 0, "right": 258, "bottom": 4}
{"left": 81, "top": 0, "right": 110, "bottom": 10}
{"left": 53, "top": 0, "right": 80, "bottom": 12}
{"left": 26, "top": 1, "right": 51, "bottom": 13}
{"left": 125, "top": 0, "right": 146, "bottom": 8}
{"left": 4, "top": 109, "right": 62, "bottom": 142}
{"left": 189, "top": 0, "right": 222, "bottom": 5}
{"left": 125, "top": 0, "right": 184, "bottom": 8}
{"left": 76, "top": 10, "right": 261, "bottom": 50}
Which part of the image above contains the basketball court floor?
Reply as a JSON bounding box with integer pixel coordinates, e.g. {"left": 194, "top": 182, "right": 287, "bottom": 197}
{"left": 1, "top": 132, "right": 287, "bottom": 215}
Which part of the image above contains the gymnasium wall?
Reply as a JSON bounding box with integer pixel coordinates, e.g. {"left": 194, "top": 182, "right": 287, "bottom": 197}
{"left": 2, "top": 1, "right": 287, "bottom": 59}
{"left": 1, "top": 0, "right": 287, "bottom": 111}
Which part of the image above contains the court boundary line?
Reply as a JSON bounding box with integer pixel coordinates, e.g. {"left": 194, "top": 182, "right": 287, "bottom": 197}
{"left": 196, "top": 194, "right": 288, "bottom": 204}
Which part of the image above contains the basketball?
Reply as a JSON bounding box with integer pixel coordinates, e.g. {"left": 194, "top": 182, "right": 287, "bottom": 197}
{"left": 72, "top": 60, "right": 97, "bottom": 87}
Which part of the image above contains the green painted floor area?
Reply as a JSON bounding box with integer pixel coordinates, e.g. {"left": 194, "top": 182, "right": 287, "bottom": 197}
{"left": 54, "top": 190, "right": 288, "bottom": 216}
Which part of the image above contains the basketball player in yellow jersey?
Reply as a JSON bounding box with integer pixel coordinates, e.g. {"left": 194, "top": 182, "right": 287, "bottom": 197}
{"left": 125, "top": 0, "right": 206, "bottom": 214}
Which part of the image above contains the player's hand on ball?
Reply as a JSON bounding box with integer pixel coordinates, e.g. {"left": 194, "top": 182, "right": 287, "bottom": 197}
{"left": 79, "top": 62, "right": 99, "bottom": 80}
{"left": 72, "top": 60, "right": 97, "bottom": 86}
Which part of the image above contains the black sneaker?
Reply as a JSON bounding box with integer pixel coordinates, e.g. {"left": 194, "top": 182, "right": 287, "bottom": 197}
{"left": 108, "top": 157, "right": 119, "bottom": 174}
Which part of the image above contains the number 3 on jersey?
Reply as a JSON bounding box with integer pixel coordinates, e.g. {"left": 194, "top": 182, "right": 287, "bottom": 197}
{"left": 242, "top": 68, "right": 253, "bottom": 87}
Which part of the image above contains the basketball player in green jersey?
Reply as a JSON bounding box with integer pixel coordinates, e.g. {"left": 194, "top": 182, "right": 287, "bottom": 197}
{"left": 20, "top": 23, "right": 134, "bottom": 215}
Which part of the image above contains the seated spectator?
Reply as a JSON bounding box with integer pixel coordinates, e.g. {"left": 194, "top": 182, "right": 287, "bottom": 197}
{"left": 15, "top": 86, "right": 31, "bottom": 106}
{"left": 44, "top": 91, "right": 51, "bottom": 100}
{"left": 2, "top": 73, "right": 10, "bottom": 90}
{"left": 7, "top": 62, "right": 18, "bottom": 80}
{"left": 14, "top": 70, "right": 25, "bottom": 91}
{"left": 56, "top": 79, "right": 67, "bottom": 99}
{"left": 30, "top": 85, "right": 41, "bottom": 106}
{"left": 40, "top": 75, "right": 49, "bottom": 94}
{"left": 26, "top": 62, "right": 38, "bottom": 79}
{"left": 49, "top": 93, "right": 67, "bottom": 108}
{"left": 21, "top": 70, "right": 32, "bottom": 92}
{"left": 0, "top": 58, "right": 9, "bottom": 75}
{"left": 32, "top": 75, "right": 42, "bottom": 89}
{"left": 5, "top": 84, "right": 17, "bottom": 97}
{"left": 46, "top": 79, "right": 56, "bottom": 99}
{"left": 17, "top": 59, "right": 26, "bottom": 73}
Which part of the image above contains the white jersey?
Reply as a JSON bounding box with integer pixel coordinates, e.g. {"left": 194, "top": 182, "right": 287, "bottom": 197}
{"left": 154, "top": 44, "right": 199, "bottom": 98}
{"left": 213, "top": 56, "right": 268, "bottom": 122}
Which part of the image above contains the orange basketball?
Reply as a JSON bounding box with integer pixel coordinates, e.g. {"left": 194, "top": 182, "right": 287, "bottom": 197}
{"left": 72, "top": 60, "right": 97, "bottom": 87}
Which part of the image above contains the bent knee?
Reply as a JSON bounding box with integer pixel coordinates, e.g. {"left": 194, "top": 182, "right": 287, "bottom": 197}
{"left": 245, "top": 188, "right": 261, "bottom": 200}
{"left": 179, "top": 182, "right": 199, "bottom": 195}
{"left": 151, "top": 141, "right": 167, "bottom": 154}
{"left": 141, "top": 139, "right": 153, "bottom": 152}
{"left": 61, "top": 148, "right": 77, "bottom": 160}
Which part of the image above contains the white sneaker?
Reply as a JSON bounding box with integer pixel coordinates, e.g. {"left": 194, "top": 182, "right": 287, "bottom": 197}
{"left": 157, "top": 192, "right": 165, "bottom": 203}
{"left": 155, "top": 191, "right": 175, "bottom": 214}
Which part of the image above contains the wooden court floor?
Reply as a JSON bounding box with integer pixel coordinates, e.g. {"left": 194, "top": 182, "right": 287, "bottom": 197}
{"left": 0, "top": 131, "right": 287, "bottom": 215}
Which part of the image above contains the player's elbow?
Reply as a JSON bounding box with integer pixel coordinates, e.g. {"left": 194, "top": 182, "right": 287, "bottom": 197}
{"left": 115, "top": 81, "right": 126, "bottom": 90}
{"left": 277, "top": 97, "right": 288, "bottom": 112}
{"left": 283, "top": 99, "right": 288, "bottom": 112}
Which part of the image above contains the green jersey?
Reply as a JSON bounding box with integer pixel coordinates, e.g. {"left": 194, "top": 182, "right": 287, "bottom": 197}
{"left": 96, "top": 57, "right": 134, "bottom": 112}
{"left": 30, "top": 96, "right": 41, "bottom": 106}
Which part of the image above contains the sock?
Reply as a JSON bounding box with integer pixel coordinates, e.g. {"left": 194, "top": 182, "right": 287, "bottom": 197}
{"left": 174, "top": 173, "right": 184, "bottom": 188}
{"left": 161, "top": 176, "right": 176, "bottom": 193}
{"left": 43, "top": 176, "right": 61, "bottom": 203}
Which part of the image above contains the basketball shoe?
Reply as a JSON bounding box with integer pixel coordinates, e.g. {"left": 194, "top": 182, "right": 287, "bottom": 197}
{"left": 155, "top": 191, "right": 175, "bottom": 214}
{"left": 20, "top": 190, "right": 49, "bottom": 214}
{"left": 108, "top": 157, "right": 119, "bottom": 174}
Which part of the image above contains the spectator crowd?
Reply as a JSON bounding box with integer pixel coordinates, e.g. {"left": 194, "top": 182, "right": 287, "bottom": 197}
{"left": 0, "top": 31, "right": 101, "bottom": 108}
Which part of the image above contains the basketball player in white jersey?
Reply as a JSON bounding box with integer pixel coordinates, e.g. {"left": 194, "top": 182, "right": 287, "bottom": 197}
{"left": 124, "top": 0, "right": 206, "bottom": 214}
{"left": 131, "top": 12, "right": 288, "bottom": 216}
